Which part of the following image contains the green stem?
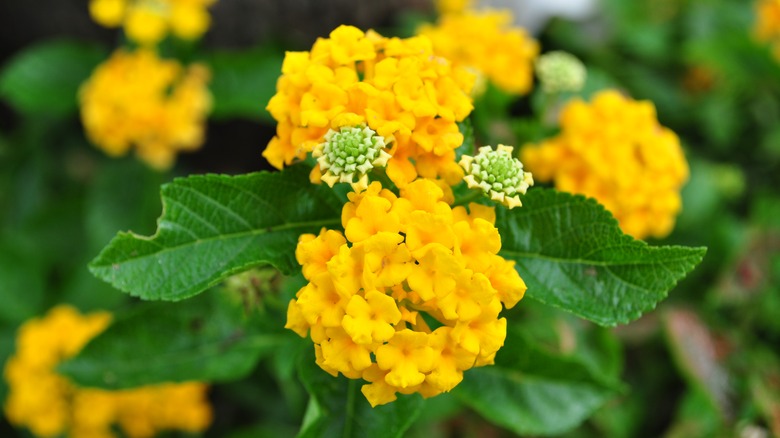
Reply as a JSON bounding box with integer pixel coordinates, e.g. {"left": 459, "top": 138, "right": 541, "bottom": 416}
{"left": 454, "top": 189, "right": 485, "bottom": 206}
{"left": 343, "top": 378, "right": 357, "bottom": 438}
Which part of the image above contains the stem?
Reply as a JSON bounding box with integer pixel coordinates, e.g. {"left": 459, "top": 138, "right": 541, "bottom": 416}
{"left": 453, "top": 189, "right": 484, "bottom": 206}
{"left": 343, "top": 379, "right": 357, "bottom": 438}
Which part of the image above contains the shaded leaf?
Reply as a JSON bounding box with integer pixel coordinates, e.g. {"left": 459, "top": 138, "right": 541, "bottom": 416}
{"left": 89, "top": 164, "right": 342, "bottom": 301}
{"left": 59, "top": 290, "right": 287, "bottom": 389}
{"left": 205, "top": 48, "right": 284, "bottom": 122}
{"left": 297, "top": 349, "right": 424, "bottom": 438}
{"left": 0, "top": 241, "right": 45, "bottom": 324}
{"left": 496, "top": 189, "right": 706, "bottom": 326}
{"left": 0, "top": 40, "right": 107, "bottom": 116}
{"left": 454, "top": 326, "right": 619, "bottom": 436}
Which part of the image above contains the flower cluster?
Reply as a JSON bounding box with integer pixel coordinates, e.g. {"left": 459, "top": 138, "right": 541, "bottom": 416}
{"left": 79, "top": 49, "right": 211, "bottom": 170}
{"left": 89, "top": 0, "right": 216, "bottom": 45}
{"left": 460, "top": 145, "right": 534, "bottom": 209}
{"left": 521, "top": 90, "right": 689, "bottom": 239}
{"left": 418, "top": 9, "right": 539, "bottom": 95}
{"left": 264, "top": 25, "right": 475, "bottom": 187}
{"left": 755, "top": 0, "right": 780, "bottom": 59}
{"left": 285, "top": 179, "right": 526, "bottom": 406}
{"left": 3, "top": 305, "right": 212, "bottom": 438}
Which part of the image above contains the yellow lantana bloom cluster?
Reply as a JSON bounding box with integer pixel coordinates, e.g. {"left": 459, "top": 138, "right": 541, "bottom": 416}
{"left": 285, "top": 179, "right": 527, "bottom": 407}
{"left": 264, "top": 25, "right": 475, "bottom": 187}
{"left": 89, "top": 0, "right": 216, "bottom": 46}
{"left": 418, "top": 9, "right": 539, "bottom": 96}
{"left": 79, "top": 49, "right": 211, "bottom": 170}
{"left": 521, "top": 90, "right": 689, "bottom": 240}
{"left": 755, "top": 0, "right": 780, "bottom": 59}
{"left": 3, "top": 305, "right": 212, "bottom": 438}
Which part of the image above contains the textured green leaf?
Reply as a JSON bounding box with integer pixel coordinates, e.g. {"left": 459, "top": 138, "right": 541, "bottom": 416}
{"left": 59, "top": 291, "right": 287, "bottom": 389}
{"left": 0, "top": 40, "right": 107, "bottom": 116}
{"left": 454, "top": 326, "right": 618, "bottom": 436}
{"left": 497, "top": 189, "right": 706, "bottom": 326}
{"left": 89, "top": 164, "right": 343, "bottom": 301}
{"left": 205, "top": 48, "right": 283, "bottom": 121}
{"left": 297, "top": 349, "right": 423, "bottom": 438}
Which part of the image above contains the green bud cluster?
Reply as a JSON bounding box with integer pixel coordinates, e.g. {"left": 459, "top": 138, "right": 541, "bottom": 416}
{"left": 313, "top": 125, "right": 391, "bottom": 191}
{"left": 460, "top": 145, "right": 533, "bottom": 209}
{"left": 535, "top": 51, "right": 586, "bottom": 94}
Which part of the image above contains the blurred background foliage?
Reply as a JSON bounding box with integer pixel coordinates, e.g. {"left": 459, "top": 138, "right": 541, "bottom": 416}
{"left": 0, "top": 0, "right": 778, "bottom": 437}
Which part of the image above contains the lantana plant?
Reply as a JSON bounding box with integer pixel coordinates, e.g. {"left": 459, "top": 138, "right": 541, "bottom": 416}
{"left": 57, "top": 22, "right": 710, "bottom": 436}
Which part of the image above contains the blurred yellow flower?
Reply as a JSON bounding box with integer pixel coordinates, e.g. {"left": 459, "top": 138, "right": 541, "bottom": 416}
{"left": 79, "top": 49, "right": 211, "bottom": 170}
{"left": 264, "top": 25, "right": 475, "bottom": 188}
{"left": 435, "top": 0, "right": 474, "bottom": 15}
{"left": 3, "top": 305, "right": 212, "bottom": 438}
{"left": 89, "top": 0, "right": 216, "bottom": 45}
{"left": 286, "top": 179, "right": 527, "bottom": 407}
{"left": 521, "top": 90, "right": 689, "bottom": 240}
{"left": 755, "top": 0, "right": 780, "bottom": 59}
{"left": 418, "top": 9, "right": 539, "bottom": 95}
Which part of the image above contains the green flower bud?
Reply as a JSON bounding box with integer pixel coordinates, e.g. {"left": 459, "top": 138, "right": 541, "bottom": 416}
{"left": 535, "top": 51, "right": 586, "bottom": 94}
{"left": 312, "top": 125, "right": 391, "bottom": 191}
{"left": 459, "top": 145, "right": 533, "bottom": 209}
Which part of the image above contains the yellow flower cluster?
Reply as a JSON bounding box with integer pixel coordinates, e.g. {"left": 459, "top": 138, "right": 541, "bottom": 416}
{"left": 755, "top": 0, "right": 780, "bottom": 59}
{"left": 3, "top": 305, "right": 212, "bottom": 438}
{"left": 418, "top": 9, "right": 539, "bottom": 95}
{"left": 521, "top": 90, "right": 689, "bottom": 240}
{"left": 89, "top": 0, "right": 216, "bottom": 46}
{"left": 264, "top": 25, "right": 475, "bottom": 187}
{"left": 285, "top": 179, "right": 526, "bottom": 406}
{"left": 79, "top": 49, "right": 211, "bottom": 170}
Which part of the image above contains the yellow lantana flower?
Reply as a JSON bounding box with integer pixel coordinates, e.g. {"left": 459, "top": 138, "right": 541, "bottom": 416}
{"left": 521, "top": 90, "right": 689, "bottom": 240}
{"left": 755, "top": 0, "right": 780, "bottom": 59}
{"left": 3, "top": 305, "right": 212, "bottom": 438}
{"left": 286, "top": 179, "right": 527, "bottom": 407}
{"left": 418, "top": 9, "right": 539, "bottom": 96}
{"left": 89, "top": 0, "right": 216, "bottom": 45}
{"left": 79, "top": 49, "right": 211, "bottom": 170}
{"left": 264, "top": 25, "right": 475, "bottom": 188}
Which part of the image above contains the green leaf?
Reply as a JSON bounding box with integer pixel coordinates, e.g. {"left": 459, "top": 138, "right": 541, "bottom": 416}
{"left": 454, "top": 326, "right": 619, "bottom": 436}
{"left": 205, "top": 47, "right": 284, "bottom": 121}
{"left": 0, "top": 326, "right": 16, "bottom": 403}
{"left": 496, "top": 189, "right": 706, "bottom": 326}
{"left": 0, "top": 241, "right": 45, "bottom": 324}
{"left": 89, "top": 164, "right": 343, "bottom": 301}
{"left": 0, "top": 40, "right": 107, "bottom": 116}
{"left": 297, "top": 349, "right": 424, "bottom": 438}
{"left": 59, "top": 290, "right": 287, "bottom": 389}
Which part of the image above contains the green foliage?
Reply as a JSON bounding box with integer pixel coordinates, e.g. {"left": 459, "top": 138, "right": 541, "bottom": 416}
{"left": 497, "top": 189, "right": 706, "bottom": 326}
{"left": 0, "top": 40, "right": 106, "bottom": 116}
{"left": 206, "top": 47, "right": 284, "bottom": 122}
{"left": 297, "top": 349, "right": 424, "bottom": 438}
{"left": 454, "top": 325, "right": 620, "bottom": 436}
{"left": 59, "top": 290, "right": 287, "bottom": 389}
{"left": 89, "top": 164, "right": 343, "bottom": 301}
{"left": 0, "top": 242, "right": 45, "bottom": 324}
